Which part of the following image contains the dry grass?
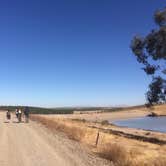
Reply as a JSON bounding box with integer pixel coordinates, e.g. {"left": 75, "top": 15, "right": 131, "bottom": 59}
{"left": 98, "top": 143, "right": 132, "bottom": 166}
{"left": 31, "top": 115, "right": 166, "bottom": 166}
{"left": 98, "top": 143, "right": 166, "bottom": 166}
{"left": 147, "top": 157, "right": 166, "bottom": 166}
{"left": 31, "top": 115, "right": 86, "bottom": 141}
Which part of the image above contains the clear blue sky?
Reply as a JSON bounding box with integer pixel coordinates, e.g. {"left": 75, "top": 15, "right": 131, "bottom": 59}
{"left": 0, "top": 0, "right": 165, "bottom": 107}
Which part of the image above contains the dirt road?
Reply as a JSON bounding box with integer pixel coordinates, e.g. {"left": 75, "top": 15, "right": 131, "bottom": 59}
{"left": 0, "top": 112, "right": 110, "bottom": 166}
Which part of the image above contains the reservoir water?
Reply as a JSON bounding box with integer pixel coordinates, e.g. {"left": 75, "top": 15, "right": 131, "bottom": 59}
{"left": 113, "top": 117, "right": 166, "bottom": 133}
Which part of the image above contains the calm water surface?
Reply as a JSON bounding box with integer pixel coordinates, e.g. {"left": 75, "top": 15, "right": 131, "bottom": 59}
{"left": 113, "top": 117, "right": 166, "bottom": 133}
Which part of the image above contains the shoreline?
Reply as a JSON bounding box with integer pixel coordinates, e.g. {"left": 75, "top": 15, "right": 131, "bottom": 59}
{"left": 52, "top": 104, "right": 166, "bottom": 122}
{"left": 51, "top": 109, "right": 149, "bottom": 122}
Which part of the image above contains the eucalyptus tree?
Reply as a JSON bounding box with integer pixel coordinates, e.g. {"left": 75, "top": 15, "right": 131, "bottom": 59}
{"left": 131, "top": 8, "right": 166, "bottom": 105}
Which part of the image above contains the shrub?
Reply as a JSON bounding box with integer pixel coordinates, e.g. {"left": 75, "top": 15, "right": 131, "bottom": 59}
{"left": 99, "top": 143, "right": 132, "bottom": 166}
{"left": 101, "top": 120, "right": 110, "bottom": 125}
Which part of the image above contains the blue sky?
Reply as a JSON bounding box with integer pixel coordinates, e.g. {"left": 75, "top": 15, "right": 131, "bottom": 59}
{"left": 0, "top": 0, "right": 165, "bottom": 107}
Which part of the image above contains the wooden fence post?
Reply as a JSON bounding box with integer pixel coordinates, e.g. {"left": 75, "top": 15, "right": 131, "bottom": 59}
{"left": 95, "top": 131, "right": 100, "bottom": 147}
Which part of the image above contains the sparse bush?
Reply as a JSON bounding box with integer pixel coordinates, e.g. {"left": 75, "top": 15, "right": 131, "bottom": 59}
{"left": 99, "top": 143, "right": 132, "bottom": 166}
{"left": 101, "top": 120, "right": 110, "bottom": 125}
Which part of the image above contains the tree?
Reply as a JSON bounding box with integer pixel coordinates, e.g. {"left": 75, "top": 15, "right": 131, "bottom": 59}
{"left": 131, "top": 7, "right": 166, "bottom": 105}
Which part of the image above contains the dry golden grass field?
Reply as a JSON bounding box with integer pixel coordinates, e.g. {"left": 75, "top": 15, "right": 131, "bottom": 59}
{"left": 31, "top": 104, "right": 166, "bottom": 166}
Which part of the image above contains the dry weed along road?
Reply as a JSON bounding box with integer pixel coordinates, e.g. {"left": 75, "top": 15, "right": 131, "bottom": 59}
{"left": 0, "top": 112, "right": 111, "bottom": 166}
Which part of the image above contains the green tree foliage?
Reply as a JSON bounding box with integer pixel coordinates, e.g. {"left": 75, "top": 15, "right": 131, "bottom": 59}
{"left": 131, "top": 7, "right": 166, "bottom": 105}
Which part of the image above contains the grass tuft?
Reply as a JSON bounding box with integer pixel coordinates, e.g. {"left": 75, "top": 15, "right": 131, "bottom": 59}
{"left": 99, "top": 143, "right": 132, "bottom": 166}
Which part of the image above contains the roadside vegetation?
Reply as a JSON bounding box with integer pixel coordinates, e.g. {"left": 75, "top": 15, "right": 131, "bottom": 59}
{"left": 31, "top": 115, "right": 85, "bottom": 141}
{"left": 31, "top": 115, "right": 166, "bottom": 166}
{"left": 99, "top": 143, "right": 166, "bottom": 166}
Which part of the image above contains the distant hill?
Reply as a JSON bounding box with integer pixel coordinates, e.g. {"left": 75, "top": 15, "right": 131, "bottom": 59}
{"left": 0, "top": 104, "right": 148, "bottom": 114}
{"left": 0, "top": 106, "right": 74, "bottom": 114}
{"left": 3, "top": 104, "right": 165, "bottom": 115}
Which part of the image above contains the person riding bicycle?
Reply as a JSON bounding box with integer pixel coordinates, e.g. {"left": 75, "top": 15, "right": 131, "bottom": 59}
{"left": 15, "top": 109, "right": 19, "bottom": 119}
{"left": 24, "top": 107, "right": 30, "bottom": 123}
{"left": 6, "top": 110, "right": 11, "bottom": 120}
{"left": 18, "top": 109, "right": 22, "bottom": 122}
